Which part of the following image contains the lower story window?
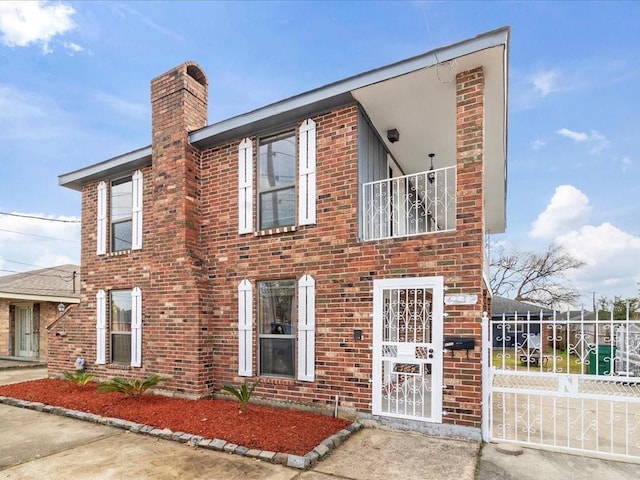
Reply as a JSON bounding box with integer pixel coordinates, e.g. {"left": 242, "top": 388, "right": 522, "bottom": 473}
{"left": 111, "top": 290, "right": 132, "bottom": 364}
{"left": 258, "top": 280, "right": 296, "bottom": 377}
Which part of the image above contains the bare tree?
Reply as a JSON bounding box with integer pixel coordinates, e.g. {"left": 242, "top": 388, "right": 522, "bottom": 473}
{"left": 490, "top": 243, "right": 585, "bottom": 308}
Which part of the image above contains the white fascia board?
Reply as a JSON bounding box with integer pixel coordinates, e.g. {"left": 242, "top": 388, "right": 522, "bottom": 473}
{"left": 190, "top": 27, "right": 510, "bottom": 147}
{"left": 0, "top": 292, "right": 81, "bottom": 303}
{"left": 59, "top": 146, "right": 152, "bottom": 191}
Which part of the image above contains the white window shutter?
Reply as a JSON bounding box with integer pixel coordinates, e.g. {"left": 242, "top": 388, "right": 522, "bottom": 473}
{"left": 96, "top": 181, "right": 107, "bottom": 255}
{"left": 297, "top": 275, "right": 316, "bottom": 381}
{"left": 131, "top": 170, "right": 143, "bottom": 250}
{"left": 96, "top": 290, "right": 106, "bottom": 365}
{"left": 238, "top": 279, "right": 253, "bottom": 376}
{"left": 130, "top": 287, "right": 142, "bottom": 367}
{"left": 238, "top": 138, "right": 254, "bottom": 234}
{"left": 298, "top": 118, "right": 317, "bottom": 226}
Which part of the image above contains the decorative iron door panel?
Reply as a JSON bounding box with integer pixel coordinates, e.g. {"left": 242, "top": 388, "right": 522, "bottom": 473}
{"left": 373, "top": 277, "right": 443, "bottom": 422}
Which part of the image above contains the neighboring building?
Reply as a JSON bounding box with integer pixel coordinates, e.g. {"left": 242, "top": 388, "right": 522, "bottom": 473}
{"left": 50, "top": 27, "right": 509, "bottom": 437}
{"left": 490, "top": 296, "right": 553, "bottom": 347}
{"left": 0, "top": 264, "right": 80, "bottom": 361}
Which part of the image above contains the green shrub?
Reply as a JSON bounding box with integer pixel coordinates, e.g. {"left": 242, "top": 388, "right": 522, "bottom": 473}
{"left": 222, "top": 380, "right": 259, "bottom": 413}
{"left": 62, "top": 370, "right": 96, "bottom": 387}
{"left": 97, "top": 374, "right": 167, "bottom": 397}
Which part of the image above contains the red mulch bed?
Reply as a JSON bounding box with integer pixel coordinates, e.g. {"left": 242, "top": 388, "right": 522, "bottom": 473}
{"left": 0, "top": 378, "right": 350, "bottom": 456}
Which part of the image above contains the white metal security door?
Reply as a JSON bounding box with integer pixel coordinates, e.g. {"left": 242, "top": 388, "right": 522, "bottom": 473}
{"left": 15, "top": 306, "right": 36, "bottom": 358}
{"left": 373, "top": 277, "right": 443, "bottom": 422}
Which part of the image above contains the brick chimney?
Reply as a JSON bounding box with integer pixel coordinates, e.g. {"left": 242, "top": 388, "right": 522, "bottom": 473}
{"left": 147, "top": 62, "right": 212, "bottom": 392}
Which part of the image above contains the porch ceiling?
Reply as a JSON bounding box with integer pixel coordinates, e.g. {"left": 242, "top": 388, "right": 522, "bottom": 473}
{"left": 351, "top": 45, "right": 508, "bottom": 234}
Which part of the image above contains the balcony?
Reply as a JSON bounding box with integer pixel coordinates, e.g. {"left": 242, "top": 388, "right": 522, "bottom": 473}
{"left": 362, "top": 166, "right": 456, "bottom": 241}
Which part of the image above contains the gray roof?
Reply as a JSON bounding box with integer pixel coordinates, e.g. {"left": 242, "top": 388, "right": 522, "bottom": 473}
{"left": 491, "top": 296, "right": 554, "bottom": 316}
{"left": 0, "top": 264, "right": 80, "bottom": 302}
{"left": 59, "top": 26, "right": 509, "bottom": 191}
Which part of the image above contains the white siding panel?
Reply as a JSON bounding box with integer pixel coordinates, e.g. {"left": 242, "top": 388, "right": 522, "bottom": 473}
{"left": 238, "top": 279, "right": 253, "bottom": 376}
{"left": 96, "top": 290, "right": 106, "bottom": 365}
{"left": 96, "top": 182, "right": 107, "bottom": 255}
{"left": 297, "top": 275, "right": 316, "bottom": 381}
{"left": 298, "top": 119, "right": 317, "bottom": 226}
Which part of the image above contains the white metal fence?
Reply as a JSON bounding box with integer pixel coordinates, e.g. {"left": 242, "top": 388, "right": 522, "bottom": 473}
{"left": 482, "top": 307, "right": 640, "bottom": 462}
{"left": 362, "top": 166, "right": 456, "bottom": 241}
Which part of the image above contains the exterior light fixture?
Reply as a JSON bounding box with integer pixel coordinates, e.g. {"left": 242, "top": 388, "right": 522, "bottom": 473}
{"left": 57, "top": 303, "right": 65, "bottom": 313}
{"left": 428, "top": 153, "right": 436, "bottom": 184}
{"left": 387, "top": 129, "right": 399, "bottom": 143}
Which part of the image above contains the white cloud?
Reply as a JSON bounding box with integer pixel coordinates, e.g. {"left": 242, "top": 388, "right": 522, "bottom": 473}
{"left": 557, "top": 128, "right": 589, "bottom": 142}
{"left": 622, "top": 156, "right": 632, "bottom": 172}
{"left": 527, "top": 186, "right": 640, "bottom": 302}
{"left": 557, "top": 223, "right": 640, "bottom": 299}
{"left": 0, "top": 1, "right": 76, "bottom": 53}
{"left": 530, "top": 185, "right": 591, "bottom": 240}
{"left": 0, "top": 212, "right": 80, "bottom": 275}
{"left": 556, "top": 128, "right": 610, "bottom": 155}
{"left": 531, "top": 71, "right": 559, "bottom": 97}
{"left": 531, "top": 139, "right": 546, "bottom": 150}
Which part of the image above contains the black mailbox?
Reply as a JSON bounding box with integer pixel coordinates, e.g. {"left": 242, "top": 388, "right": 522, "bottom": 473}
{"left": 444, "top": 337, "right": 475, "bottom": 351}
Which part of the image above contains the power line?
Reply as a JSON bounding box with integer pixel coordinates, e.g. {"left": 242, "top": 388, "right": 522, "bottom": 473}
{"left": 0, "top": 228, "right": 80, "bottom": 242}
{"left": 0, "top": 212, "right": 80, "bottom": 224}
{"left": 0, "top": 268, "right": 74, "bottom": 280}
{"left": 0, "top": 258, "right": 77, "bottom": 274}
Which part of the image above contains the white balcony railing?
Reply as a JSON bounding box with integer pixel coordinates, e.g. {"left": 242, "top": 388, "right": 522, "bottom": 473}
{"left": 362, "top": 166, "right": 456, "bottom": 241}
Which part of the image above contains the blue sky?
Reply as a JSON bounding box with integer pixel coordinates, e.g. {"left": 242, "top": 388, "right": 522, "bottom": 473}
{"left": 0, "top": 1, "right": 638, "bottom": 304}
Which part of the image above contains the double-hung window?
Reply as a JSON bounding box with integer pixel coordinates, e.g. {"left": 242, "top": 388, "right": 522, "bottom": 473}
{"left": 96, "top": 287, "right": 142, "bottom": 367}
{"left": 258, "top": 280, "right": 296, "bottom": 377}
{"left": 97, "top": 170, "right": 143, "bottom": 254}
{"left": 111, "top": 177, "right": 133, "bottom": 251}
{"left": 258, "top": 132, "right": 296, "bottom": 230}
{"left": 110, "top": 290, "right": 132, "bottom": 364}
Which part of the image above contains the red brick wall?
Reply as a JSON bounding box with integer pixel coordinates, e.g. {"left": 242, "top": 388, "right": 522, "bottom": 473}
{"left": 49, "top": 64, "right": 489, "bottom": 428}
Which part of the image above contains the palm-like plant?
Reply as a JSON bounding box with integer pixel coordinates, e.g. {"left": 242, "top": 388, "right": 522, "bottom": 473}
{"left": 221, "top": 380, "right": 259, "bottom": 413}
{"left": 62, "top": 370, "right": 96, "bottom": 387}
{"left": 97, "top": 374, "right": 167, "bottom": 397}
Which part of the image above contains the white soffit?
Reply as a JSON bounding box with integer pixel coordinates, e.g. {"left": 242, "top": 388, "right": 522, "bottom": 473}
{"left": 351, "top": 45, "right": 507, "bottom": 233}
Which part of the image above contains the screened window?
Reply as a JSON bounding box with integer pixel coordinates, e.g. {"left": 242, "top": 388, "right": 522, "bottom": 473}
{"left": 111, "top": 290, "right": 132, "bottom": 364}
{"left": 258, "top": 132, "right": 296, "bottom": 230}
{"left": 258, "top": 280, "right": 296, "bottom": 377}
{"left": 111, "top": 176, "right": 133, "bottom": 251}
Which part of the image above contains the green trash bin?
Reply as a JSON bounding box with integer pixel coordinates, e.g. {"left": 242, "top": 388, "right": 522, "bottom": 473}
{"left": 588, "top": 345, "right": 615, "bottom": 375}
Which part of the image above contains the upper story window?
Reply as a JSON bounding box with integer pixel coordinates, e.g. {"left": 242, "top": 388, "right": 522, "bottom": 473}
{"left": 111, "top": 176, "right": 133, "bottom": 251}
{"left": 237, "top": 118, "right": 316, "bottom": 235}
{"left": 258, "top": 132, "right": 296, "bottom": 230}
{"left": 96, "top": 170, "right": 143, "bottom": 255}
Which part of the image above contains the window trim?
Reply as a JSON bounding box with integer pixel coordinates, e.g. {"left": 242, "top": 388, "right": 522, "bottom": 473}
{"left": 110, "top": 289, "right": 133, "bottom": 365}
{"left": 257, "top": 279, "right": 297, "bottom": 378}
{"left": 257, "top": 130, "right": 297, "bottom": 231}
{"left": 110, "top": 175, "right": 133, "bottom": 252}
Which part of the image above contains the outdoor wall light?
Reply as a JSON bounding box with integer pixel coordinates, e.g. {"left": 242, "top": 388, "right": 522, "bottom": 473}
{"left": 427, "top": 153, "right": 436, "bottom": 184}
{"left": 57, "top": 303, "right": 65, "bottom": 313}
{"left": 387, "top": 128, "right": 399, "bottom": 143}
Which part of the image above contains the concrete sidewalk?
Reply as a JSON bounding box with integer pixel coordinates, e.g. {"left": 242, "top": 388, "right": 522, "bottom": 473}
{"left": 0, "top": 368, "right": 638, "bottom": 479}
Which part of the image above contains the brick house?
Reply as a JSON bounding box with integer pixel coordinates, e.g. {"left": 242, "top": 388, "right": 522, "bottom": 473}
{"left": 0, "top": 264, "right": 79, "bottom": 362}
{"left": 50, "top": 27, "right": 509, "bottom": 438}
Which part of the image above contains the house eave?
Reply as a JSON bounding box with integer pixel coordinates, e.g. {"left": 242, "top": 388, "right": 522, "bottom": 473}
{"left": 0, "top": 292, "right": 80, "bottom": 303}
{"left": 59, "top": 146, "right": 152, "bottom": 191}
{"left": 57, "top": 27, "right": 509, "bottom": 198}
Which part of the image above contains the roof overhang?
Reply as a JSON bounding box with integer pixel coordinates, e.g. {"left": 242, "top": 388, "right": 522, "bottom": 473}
{"left": 59, "top": 146, "right": 152, "bottom": 191}
{"left": 0, "top": 292, "right": 80, "bottom": 303}
{"left": 59, "top": 27, "right": 509, "bottom": 232}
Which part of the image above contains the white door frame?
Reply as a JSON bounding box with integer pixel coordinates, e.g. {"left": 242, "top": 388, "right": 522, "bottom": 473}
{"left": 372, "top": 276, "right": 444, "bottom": 423}
{"left": 15, "top": 305, "right": 36, "bottom": 358}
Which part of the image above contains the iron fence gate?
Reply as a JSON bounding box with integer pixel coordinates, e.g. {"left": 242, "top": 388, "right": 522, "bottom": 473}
{"left": 482, "top": 308, "right": 640, "bottom": 462}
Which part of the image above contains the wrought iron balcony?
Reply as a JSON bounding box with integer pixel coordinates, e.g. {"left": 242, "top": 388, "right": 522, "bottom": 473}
{"left": 362, "top": 166, "right": 456, "bottom": 241}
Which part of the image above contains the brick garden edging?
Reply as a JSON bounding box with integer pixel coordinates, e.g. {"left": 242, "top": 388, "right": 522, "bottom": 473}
{"left": 0, "top": 395, "right": 362, "bottom": 469}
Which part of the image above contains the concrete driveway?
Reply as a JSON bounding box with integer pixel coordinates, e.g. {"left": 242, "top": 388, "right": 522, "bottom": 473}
{"left": 1, "top": 367, "right": 638, "bottom": 480}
